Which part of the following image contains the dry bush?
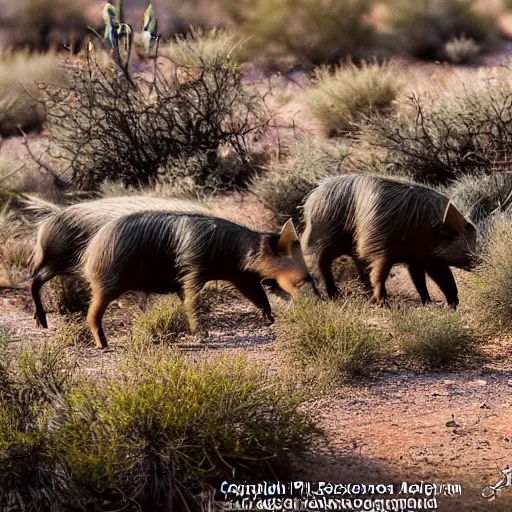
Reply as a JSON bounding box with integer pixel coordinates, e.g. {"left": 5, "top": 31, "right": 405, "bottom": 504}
{"left": 3, "top": 0, "right": 88, "bottom": 52}
{"left": 56, "top": 314, "right": 94, "bottom": 347}
{"left": 40, "top": 30, "right": 269, "bottom": 191}
{"left": 305, "top": 59, "right": 403, "bottom": 136}
{"left": 223, "top": 0, "right": 379, "bottom": 69}
{"left": 251, "top": 137, "right": 349, "bottom": 224}
{"left": 275, "top": 297, "right": 387, "bottom": 385}
{"left": 387, "top": 0, "right": 499, "bottom": 61}
{"left": 132, "top": 297, "right": 189, "bottom": 345}
{"left": 447, "top": 172, "right": 512, "bottom": 222}
{"left": 466, "top": 219, "right": 512, "bottom": 334}
{"left": 444, "top": 35, "right": 481, "bottom": 64}
{"left": 0, "top": 236, "right": 32, "bottom": 285}
{"left": 0, "top": 51, "right": 66, "bottom": 137}
{"left": 367, "top": 71, "right": 512, "bottom": 186}
{"left": 392, "top": 306, "right": 474, "bottom": 369}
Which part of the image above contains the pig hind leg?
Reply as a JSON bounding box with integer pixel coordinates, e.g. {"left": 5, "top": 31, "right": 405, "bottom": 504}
{"left": 87, "top": 289, "right": 121, "bottom": 349}
{"left": 31, "top": 266, "right": 59, "bottom": 329}
{"left": 369, "top": 257, "right": 393, "bottom": 305}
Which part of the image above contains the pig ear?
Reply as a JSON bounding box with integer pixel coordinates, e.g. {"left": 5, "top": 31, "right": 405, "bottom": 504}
{"left": 277, "top": 218, "right": 299, "bottom": 253}
{"left": 443, "top": 201, "right": 467, "bottom": 234}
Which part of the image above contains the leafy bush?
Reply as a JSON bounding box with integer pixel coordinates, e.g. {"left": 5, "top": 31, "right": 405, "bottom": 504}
{"left": 41, "top": 30, "right": 268, "bottom": 191}
{"left": 132, "top": 297, "right": 189, "bottom": 345}
{"left": 0, "top": 335, "right": 74, "bottom": 512}
{"left": 368, "top": 72, "right": 512, "bottom": 186}
{"left": 392, "top": 307, "right": 474, "bottom": 369}
{"left": 306, "top": 60, "right": 403, "bottom": 136}
{"left": 251, "top": 137, "right": 349, "bottom": 224}
{"left": 224, "top": 0, "right": 379, "bottom": 69}
{"left": 0, "top": 51, "right": 66, "bottom": 137}
{"left": 444, "top": 35, "right": 481, "bottom": 64}
{"left": 0, "top": 334, "right": 319, "bottom": 510}
{"left": 275, "top": 297, "right": 387, "bottom": 385}
{"left": 387, "top": 0, "right": 499, "bottom": 61}
{"left": 56, "top": 354, "right": 318, "bottom": 509}
{"left": 466, "top": 219, "right": 512, "bottom": 333}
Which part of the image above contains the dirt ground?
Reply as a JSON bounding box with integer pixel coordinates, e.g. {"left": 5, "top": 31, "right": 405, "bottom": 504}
{"left": 2, "top": 261, "right": 512, "bottom": 512}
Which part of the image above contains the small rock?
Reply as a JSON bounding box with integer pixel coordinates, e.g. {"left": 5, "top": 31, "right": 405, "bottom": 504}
{"left": 446, "top": 414, "right": 461, "bottom": 428}
{"left": 504, "top": 437, "right": 510, "bottom": 443}
{"left": 480, "top": 403, "right": 490, "bottom": 409}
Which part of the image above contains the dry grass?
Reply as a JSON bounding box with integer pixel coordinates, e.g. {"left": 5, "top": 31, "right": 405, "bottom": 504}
{"left": 0, "top": 51, "right": 66, "bottom": 137}
{"left": 46, "top": 276, "right": 91, "bottom": 316}
{"left": 275, "top": 297, "right": 388, "bottom": 386}
{"left": 56, "top": 314, "right": 94, "bottom": 347}
{"left": 305, "top": 59, "right": 403, "bottom": 136}
{"left": 444, "top": 35, "right": 481, "bottom": 64}
{"left": 132, "top": 297, "right": 189, "bottom": 345}
{"left": 160, "top": 28, "right": 243, "bottom": 68}
{"left": 251, "top": 137, "right": 350, "bottom": 225}
{"left": 466, "top": 219, "right": 512, "bottom": 334}
{"left": 392, "top": 306, "right": 475, "bottom": 369}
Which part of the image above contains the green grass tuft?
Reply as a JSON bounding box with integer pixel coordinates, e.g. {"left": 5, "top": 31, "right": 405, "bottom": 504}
{"left": 132, "top": 296, "right": 189, "bottom": 345}
{"left": 392, "top": 306, "right": 474, "bottom": 369}
{"left": 275, "top": 297, "right": 387, "bottom": 385}
{"left": 305, "top": 60, "right": 403, "bottom": 136}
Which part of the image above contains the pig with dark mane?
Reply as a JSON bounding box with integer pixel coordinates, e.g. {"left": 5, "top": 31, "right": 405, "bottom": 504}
{"left": 302, "top": 174, "right": 477, "bottom": 307}
{"left": 82, "top": 212, "right": 316, "bottom": 348}
{"left": 29, "top": 196, "right": 208, "bottom": 329}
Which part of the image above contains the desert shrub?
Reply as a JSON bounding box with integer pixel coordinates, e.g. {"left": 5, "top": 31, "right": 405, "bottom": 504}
{"left": 444, "top": 35, "right": 481, "bottom": 64}
{"left": 251, "top": 137, "right": 349, "bottom": 224}
{"left": 0, "top": 336, "right": 74, "bottom": 512}
{"left": 306, "top": 60, "right": 403, "bottom": 136}
{"left": 223, "top": 0, "right": 379, "bottom": 69}
{"left": 132, "top": 297, "right": 189, "bottom": 345}
{"left": 0, "top": 51, "right": 66, "bottom": 137}
{"left": 368, "top": 73, "right": 512, "bottom": 186}
{"left": 56, "top": 314, "right": 93, "bottom": 347}
{"left": 466, "top": 219, "right": 512, "bottom": 333}
{"left": 160, "top": 27, "right": 242, "bottom": 67}
{"left": 276, "top": 297, "right": 387, "bottom": 385}
{"left": 0, "top": 332, "right": 319, "bottom": 509}
{"left": 392, "top": 307, "right": 474, "bottom": 369}
{"left": 40, "top": 30, "right": 268, "bottom": 191}
{"left": 54, "top": 354, "right": 318, "bottom": 510}
{"left": 4, "top": 0, "right": 88, "bottom": 52}
{"left": 447, "top": 172, "right": 512, "bottom": 222}
{"left": 387, "top": 0, "right": 498, "bottom": 61}
{"left": 0, "top": 236, "right": 32, "bottom": 285}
